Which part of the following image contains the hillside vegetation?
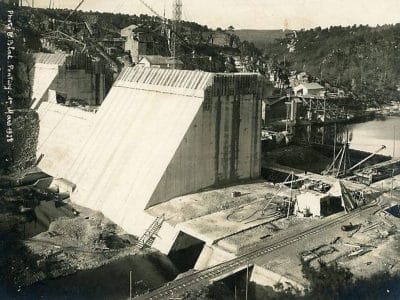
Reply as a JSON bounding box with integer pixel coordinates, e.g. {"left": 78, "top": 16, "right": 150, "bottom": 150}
{"left": 235, "top": 29, "right": 286, "bottom": 48}
{"left": 3, "top": 4, "right": 262, "bottom": 73}
{"left": 264, "top": 24, "right": 400, "bottom": 104}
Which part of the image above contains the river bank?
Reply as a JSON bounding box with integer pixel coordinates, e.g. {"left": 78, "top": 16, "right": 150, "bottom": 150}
{"left": 0, "top": 185, "right": 179, "bottom": 299}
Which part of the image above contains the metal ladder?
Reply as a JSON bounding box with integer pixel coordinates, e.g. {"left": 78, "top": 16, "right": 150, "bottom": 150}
{"left": 137, "top": 215, "right": 164, "bottom": 249}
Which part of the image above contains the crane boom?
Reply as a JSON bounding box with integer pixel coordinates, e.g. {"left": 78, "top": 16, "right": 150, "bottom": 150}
{"left": 58, "top": 0, "right": 86, "bottom": 31}
{"left": 138, "top": 0, "right": 192, "bottom": 58}
{"left": 348, "top": 145, "right": 386, "bottom": 172}
{"left": 138, "top": 0, "right": 166, "bottom": 21}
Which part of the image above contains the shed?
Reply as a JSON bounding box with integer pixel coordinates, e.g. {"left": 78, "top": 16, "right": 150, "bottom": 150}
{"left": 293, "top": 83, "right": 325, "bottom": 96}
{"left": 295, "top": 182, "right": 344, "bottom": 217}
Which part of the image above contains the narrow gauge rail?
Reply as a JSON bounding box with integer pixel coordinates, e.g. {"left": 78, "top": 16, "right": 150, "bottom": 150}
{"left": 136, "top": 204, "right": 377, "bottom": 300}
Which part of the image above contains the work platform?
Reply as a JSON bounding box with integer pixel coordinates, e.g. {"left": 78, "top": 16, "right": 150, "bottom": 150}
{"left": 146, "top": 181, "right": 290, "bottom": 247}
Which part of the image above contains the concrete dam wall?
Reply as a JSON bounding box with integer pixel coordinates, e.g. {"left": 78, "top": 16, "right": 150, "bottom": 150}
{"left": 31, "top": 52, "right": 107, "bottom": 109}
{"left": 36, "top": 102, "right": 95, "bottom": 178}
{"left": 30, "top": 53, "right": 68, "bottom": 109}
{"left": 35, "top": 66, "right": 263, "bottom": 243}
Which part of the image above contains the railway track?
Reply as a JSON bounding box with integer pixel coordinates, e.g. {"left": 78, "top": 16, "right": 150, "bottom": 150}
{"left": 136, "top": 204, "right": 377, "bottom": 300}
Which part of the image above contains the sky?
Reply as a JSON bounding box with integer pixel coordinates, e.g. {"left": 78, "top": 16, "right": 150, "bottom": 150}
{"left": 31, "top": 0, "right": 400, "bottom": 30}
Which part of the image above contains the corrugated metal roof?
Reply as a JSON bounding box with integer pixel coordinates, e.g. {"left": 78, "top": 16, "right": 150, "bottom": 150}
{"left": 33, "top": 52, "right": 69, "bottom": 65}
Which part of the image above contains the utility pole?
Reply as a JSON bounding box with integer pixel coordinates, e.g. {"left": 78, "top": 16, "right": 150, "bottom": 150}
{"left": 129, "top": 271, "right": 132, "bottom": 300}
{"left": 285, "top": 95, "right": 290, "bottom": 132}
{"left": 333, "top": 122, "right": 337, "bottom": 163}
{"left": 391, "top": 169, "right": 394, "bottom": 201}
{"left": 171, "top": 0, "right": 182, "bottom": 68}
{"left": 344, "top": 129, "right": 349, "bottom": 176}
{"left": 393, "top": 126, "right": 396, "bottom": 159}
{"left": 234, "top": 277, "right": 237, "bottom": 300}
{"left": 245, "top": 263, "right": 249, "bottom": 300}
{"left": 287, "top": 172, "right": 293, "bottom": 219}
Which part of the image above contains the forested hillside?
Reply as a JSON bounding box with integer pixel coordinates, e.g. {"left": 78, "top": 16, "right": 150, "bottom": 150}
{"left": 234, "top": 29, "right": 286, "bottom": 48}
{"left": 264, "top": 24, "right": 400, "bottom": 104}
{"left": 0, "top": 4, "right": 263, "bottom": 73}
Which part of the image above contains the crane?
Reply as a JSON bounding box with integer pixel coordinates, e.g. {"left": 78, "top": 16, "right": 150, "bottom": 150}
{"left": 138, "top": 0, "right": 190, "bottom": 62}
{"left": 138, "top": 0, "right": 173, "bottom": 56}
{"left": 43, "top": 0, "right": 120, "bottom": 73}
{"left": 138, "top": 0, "right": 215, "bottom": 69}
{"left": 138, "top": 0, "right": 166, "bottom": 22}
{"left": 348, "top": 145, "right": 386, "bottom": 172}
{"left": 57, "top": 0, "right": 86, "bottom": 31}
{"left": 323, "top": 144, "right": 387, "bottom": 177}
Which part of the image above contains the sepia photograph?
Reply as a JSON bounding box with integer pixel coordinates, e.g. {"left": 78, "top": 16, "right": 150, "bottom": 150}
{"left": 0, "top": 0, "right": 399, "bottom": 299}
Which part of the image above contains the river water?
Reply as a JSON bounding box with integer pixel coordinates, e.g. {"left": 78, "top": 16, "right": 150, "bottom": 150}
{"left": 294, "top": 115, "right": 400, "bottom": 158}
{"left": 16, "top": 254, "right": 178, "bottom": 300}
{"left": 348, "top": 116, "right": 400, "bottom": 158}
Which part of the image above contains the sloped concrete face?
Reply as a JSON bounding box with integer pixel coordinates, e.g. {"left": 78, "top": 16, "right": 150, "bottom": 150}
{"left": 31, "top": 63, "right": 61, "bottom": 109}
{"left": 68, "top": 86, "right": 204, "bottom": 235}
{"left": 36, "top": 102, "right": 95, "bottom": 178}
{"left": 30, "top": 53, "right": 69, "bottom": 109}
{"left": 39, "top": 67, "right": 263, "bottom": 243}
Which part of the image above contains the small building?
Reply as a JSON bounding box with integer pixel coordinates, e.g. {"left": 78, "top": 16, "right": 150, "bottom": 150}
{"left": 232, "top": 56, "right": 246, "bottom": 72}
{"left": 120, "top": 24, "right": 155, "bottom": 64}
{"left": 120, "top": 25, "right": 139, "bottom": 38}
{"left": 137, "top": 55, "right": 183, "bottom": 69}
{"left": 295, "top": 190, "right": 343, "bottom": 217}
{"left": 295, "top": 181, "right": 344, "bottom": 217}
{"left": 293, "top": 83, "right": 325, "bottom": 97}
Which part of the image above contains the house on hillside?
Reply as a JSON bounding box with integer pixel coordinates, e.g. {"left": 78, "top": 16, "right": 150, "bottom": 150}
{"left": 137, "top": 55, "right": 183, "bottom": 69}
{"left": 293, "top": 82, "right": 325, "bottom": 97}
{"left": 120, "top": 24, "right": 155, "bottom": 63}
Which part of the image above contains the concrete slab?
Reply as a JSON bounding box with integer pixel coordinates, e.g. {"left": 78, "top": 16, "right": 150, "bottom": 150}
{"left": 177, "top": 201, "right": 282, "bottom": 245}
{"left": 146, "top": 181, "right": 291, "bottom": 226}
{"left": 147, "top": 181, "right": 292, "bottom": 246}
